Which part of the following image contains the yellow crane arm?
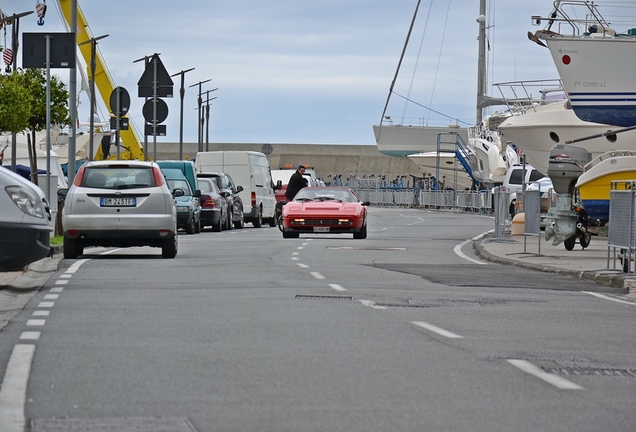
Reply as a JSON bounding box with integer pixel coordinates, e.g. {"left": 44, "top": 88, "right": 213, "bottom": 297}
{"left": 56, "top": 0, "right": 144, "bottom": 160}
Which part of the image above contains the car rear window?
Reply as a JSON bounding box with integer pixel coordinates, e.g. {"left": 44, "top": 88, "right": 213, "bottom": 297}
{"left": 83, "top": 167, "right": 156, "bottom": 189}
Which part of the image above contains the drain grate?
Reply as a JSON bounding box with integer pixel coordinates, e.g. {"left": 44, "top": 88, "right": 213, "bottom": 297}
{"left": 31, "top": 417, "right": 198, "bottom": 432}
{"left": 294, "top": 295, "right": 354, "bottom": 300}
{"left": 542, "top": 367, "right": 636, "bottom": 378}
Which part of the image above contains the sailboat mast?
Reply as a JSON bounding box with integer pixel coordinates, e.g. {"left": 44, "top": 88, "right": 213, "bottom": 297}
{"left": 476, "top": 0, "right": 487, "bottom": 125}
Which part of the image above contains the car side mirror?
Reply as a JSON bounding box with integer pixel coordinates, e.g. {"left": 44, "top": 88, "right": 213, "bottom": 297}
{"left": 194, "top": 189, "right": 202, "bottom": 198}
{"left": 221, "top": 191, "right": 230, "bottom": 198}
{"left": 236, "top": 185, "right": 244, "bottom": 193}
{"left": 361, "top": 201, "right": 370, "bottom": 206}
{"left": 173, "top": 188, "right": 185, "bottom": 197}
{"left": 57, "top": 188, "right": 69, "bottom": 198}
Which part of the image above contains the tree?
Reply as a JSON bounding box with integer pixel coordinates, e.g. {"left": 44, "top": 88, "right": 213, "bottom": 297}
{"left": 0, "top": 72, "right": 32, "bottom": 134}
{"left": 18, "top": 68, "right": 70, "bottom": 183}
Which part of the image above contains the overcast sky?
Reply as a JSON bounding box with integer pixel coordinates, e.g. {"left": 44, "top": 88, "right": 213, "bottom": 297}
{"left": 2, "top": 0, "right": 635, "bottom": 145}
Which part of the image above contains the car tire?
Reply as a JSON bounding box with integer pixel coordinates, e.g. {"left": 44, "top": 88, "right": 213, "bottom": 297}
{"left": 195, "top": 219, "right": 201, "bottom": 234}
{"left": 212, "top": 216, "right": 222, "bottom": 232}
{"left": 185, "top": 217, "right": 196, "bottom": 234}
{"left": 564, "top": 235, "right": 576, "bottom": 251}
{"left": 162, "top": 233, "right": 178, "bottom": 258}
{"left": 63, "top": 237, "right": 82, "bottom": 259}
{"left": 226, "top": 210, "right": 233, "bottom": 230}
{"left": 268, "top": 217, "right": 276, "bottom": 227}
{"left": 283, "top": 231, "right": 299, "bottom": 239}
{"left": 353, "top": 224, "right": 367, "bottom": 239}
{"left": 234, "top": 209, "right": 244, "bottom": 229}
{"left": 253, "top": 208, "right": 262, "bottom": 228}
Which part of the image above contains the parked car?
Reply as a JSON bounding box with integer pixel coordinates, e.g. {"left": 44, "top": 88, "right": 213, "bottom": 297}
{"left": 197, "top": 177, "right": 228, "bottom": 232}
{"left": 59, "top": 161, "right": 180, "bottom": 259}
{"left": 197, "top": 172, "right": 245, "bottom": 229}
{"left": 281, "top": 186, "right": 369, "bottom": 239}
{"left": 161, "top": 169, "right": 202, "bottom": 234}
{"left": 0, "top": 166, "right": 53, "bottom": 271}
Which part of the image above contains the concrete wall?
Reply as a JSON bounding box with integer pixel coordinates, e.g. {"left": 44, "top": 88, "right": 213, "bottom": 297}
{"left": 154, "top": 142, "right": 422, "bottom": 184}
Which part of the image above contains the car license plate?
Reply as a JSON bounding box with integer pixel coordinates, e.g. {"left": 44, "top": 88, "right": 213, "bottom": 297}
{"left": 100, "top": 197, "right": 136, "bottom": 207}
{"left": 313, "top": 227, "right": 330, "bottom": 233}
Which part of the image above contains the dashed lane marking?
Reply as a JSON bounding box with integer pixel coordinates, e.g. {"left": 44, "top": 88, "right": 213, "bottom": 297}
{"left": 310, "top": 272, "right": 325, "bottom": 280}
{"left": 0, "top": 344, "right": 35, "bottom": 432}
{"left": 296, "top": 263, "right": 309, "bottom": 269}
{"left": 329, "top": 284, "right": 346, "bottom": 291}
{"left": 507, "top": 359, "right": 584, "bottom": 390}
{"left": 411, "top": 321, "right": 464, "bottom": 339}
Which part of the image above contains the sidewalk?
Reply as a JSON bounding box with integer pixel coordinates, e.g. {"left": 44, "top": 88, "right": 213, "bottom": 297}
{"left": 474, "top": 233, "right": 636, "bottom": 299}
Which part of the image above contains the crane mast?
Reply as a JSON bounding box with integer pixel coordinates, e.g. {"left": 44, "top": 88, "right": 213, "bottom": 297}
{"left": 56, "top": 0, "right": 144, "bottom": 160}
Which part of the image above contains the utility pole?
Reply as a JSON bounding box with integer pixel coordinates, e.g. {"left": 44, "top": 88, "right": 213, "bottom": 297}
{"left": 79, "top": 33, "right": 108, "bottom": 161}
{"left": 170, "top": 67, "right": 195, "bottom": 160}
{"left": 203, "top": 90, "right": 217, "bottom": 152}
{"left": 189, "top": 79, "right": 211, "bottom": 153}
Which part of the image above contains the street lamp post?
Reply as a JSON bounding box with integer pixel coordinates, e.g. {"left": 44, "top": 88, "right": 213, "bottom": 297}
{"left": 203, "top": 91, "right": 217, "bottom": 152}
{"left": 170, "top": 67, "right": 195, "bottom": 160}
{"left": 79, "top": 33, "right": 108, "bottom": 161}
{"left": 189, "top": 79, "right": 211, "bottom": 153}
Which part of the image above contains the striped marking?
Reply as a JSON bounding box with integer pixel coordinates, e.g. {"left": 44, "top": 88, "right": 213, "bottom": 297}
{"left": 329, "top": 284, "right": 346, "bottom": 291}
{"left": 0, "top": 344, "right": 35, "bottom": 432}
{"left": 411, "top": 321, "right": 463, "bottom": 339}
{"left": 310, "top": 272, "right": 325, "bottom": 280}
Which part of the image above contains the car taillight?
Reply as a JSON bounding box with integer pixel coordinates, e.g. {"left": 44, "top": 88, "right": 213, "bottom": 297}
{"left": 152, "top": 167, "right": 165, "bottom": 186}
{"left": 73, "top": 166, "right": 86, "bottom": 186}
{"left": 251, "top": 191, "right": 256, "bottom": 207}
{"left": 202, "top": 196, "right": 216, "bottom": 208}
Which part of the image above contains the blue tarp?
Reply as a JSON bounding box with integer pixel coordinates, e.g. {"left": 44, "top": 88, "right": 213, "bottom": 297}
{"left": 1, "top": 164, "right": 46, "bottom": 180}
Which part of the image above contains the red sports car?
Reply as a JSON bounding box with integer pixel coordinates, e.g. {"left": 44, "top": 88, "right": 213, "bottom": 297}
{"left": 281, "top": 187, "right": 369, "bottom": 239}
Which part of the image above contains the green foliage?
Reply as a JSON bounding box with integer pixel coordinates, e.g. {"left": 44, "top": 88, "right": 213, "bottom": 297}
{"left": 18, "top": 68, "right": 71, "bottom": 131}
{"left": 0, "top": 73, "right": 32, "bottom": 133}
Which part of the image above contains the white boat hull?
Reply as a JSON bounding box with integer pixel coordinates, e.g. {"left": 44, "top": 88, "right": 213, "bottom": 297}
{"left": 408, "top": 151, "right": 474, "bottom": 190}
{"left": 497, "top": 101, "right": 636, "bottom": 174}
{"left": 373, "top": 124, "right": 469, "bottom": 157}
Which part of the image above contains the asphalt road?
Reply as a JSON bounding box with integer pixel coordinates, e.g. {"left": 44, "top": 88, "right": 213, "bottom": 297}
{"left": 0, "top": 207, "right": 635, "bottom": 432}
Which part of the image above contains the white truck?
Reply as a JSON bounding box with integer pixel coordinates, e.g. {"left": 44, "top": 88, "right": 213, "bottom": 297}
{"left": 502, "top": 164, "right": 551, "bottom": 216}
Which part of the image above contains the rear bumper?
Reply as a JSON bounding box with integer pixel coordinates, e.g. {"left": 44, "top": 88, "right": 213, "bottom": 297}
{"left": 0, "top": 222, "right": 52, "bottom": 271}
{"left": 64, "top": 229, "right": 175, "bottom": 248}
{"left": 200, "top": 208, "right": 222, "bottom": 226}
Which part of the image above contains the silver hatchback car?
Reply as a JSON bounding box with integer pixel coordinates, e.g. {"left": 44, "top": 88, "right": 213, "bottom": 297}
{"left": 60, "top": 161, "right": 181, "bottom": 259}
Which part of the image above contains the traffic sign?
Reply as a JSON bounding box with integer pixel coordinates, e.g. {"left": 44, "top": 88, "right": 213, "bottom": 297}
{"left": 109, "top": 86, "right": 130, "bottom": 117}
{"left": 137, "top": 53, "right": 173, "bottom": 98}
{"left": 110, "top": 117, "right": 129, "bottom": 130}
{"left": 22, "top": 32, "right": 76, "bottom": 69}
{"left": 142, "top": 98, "right": 169, "bottom": 124}
{"left": 145, "top": 124, "right": 166, "bottom": 136}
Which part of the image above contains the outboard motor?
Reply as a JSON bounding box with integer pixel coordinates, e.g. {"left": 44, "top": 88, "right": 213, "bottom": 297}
{"left": 544, "top": 144, "right": 592, "bottom": 246}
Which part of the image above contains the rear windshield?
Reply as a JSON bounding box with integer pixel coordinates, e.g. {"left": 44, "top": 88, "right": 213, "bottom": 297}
{"left": 166, "top": 178, "right": 193, "bottom": 195}
{"left": 83, "top": 167, "right": 155, "bottom": 189}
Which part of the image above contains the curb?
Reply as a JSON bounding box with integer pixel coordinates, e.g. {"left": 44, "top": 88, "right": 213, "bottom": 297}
{"left": 473, "top": 239, "right": 633, "bottom": 293}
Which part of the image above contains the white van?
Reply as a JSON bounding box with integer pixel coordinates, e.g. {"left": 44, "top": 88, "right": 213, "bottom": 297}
{"left": 195, "top": 151, "right": 277, "bottom": 227}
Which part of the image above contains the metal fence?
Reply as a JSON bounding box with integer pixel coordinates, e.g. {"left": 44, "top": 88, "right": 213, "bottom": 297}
{"left": 608, "top": 180, "right": 636, "bottom": 273}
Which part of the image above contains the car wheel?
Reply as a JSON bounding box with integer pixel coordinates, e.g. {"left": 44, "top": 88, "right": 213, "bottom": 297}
{"left": 268, "top": 217, "right": 276, "bottom": 227}
{"left": 353, "top": 224, "right": 367, "bottom": 239}
{"left": 226, "top": 210, "right": 233, "bottom": 230}
{"left": 564, "top": 235, "right": 576, "bottom": 251}
{"left": 63, "top": 237, "right": 82, "bottom": 259}
{"left": 185, "top": 217, "right": 196, "bottom": 234}
{"left": 212, "top": 216, "right": 222, "bottom": 232}
{"left": 234, "top": 209, "right": 244, "bottom": 229}
{"left": 253, "top": 208, "right": 262, "bottom": 228}
{"left": 162, "top": 232, "right": 178, "bottom": 258}
{"left": 195, "top": 219, "right": 201, "bottom": 234}
{"left": 283, "top": 231, "right": 299, "bottom": 239}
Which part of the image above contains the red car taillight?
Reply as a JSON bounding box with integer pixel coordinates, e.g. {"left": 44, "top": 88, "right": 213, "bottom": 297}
{"left": 251, "top": 191, "right": 256, "bottom": 207}
{"left": 73, "top": 166, "right": 86, "bottom": 186}
{"left": 201, "top": 196, "right": 216, "bottom": 209}
{"left": 152, "top": 166, "right": 165, "bottom": 186}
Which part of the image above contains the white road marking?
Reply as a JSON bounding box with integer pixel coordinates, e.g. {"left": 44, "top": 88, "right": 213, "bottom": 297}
{"left": 411, "top": 321, "right": 463, "bottom": 339}
{"left": 19, "top": 332, "right": 40, "bottom": 340}
{"left": 37, "top": 302, "right": 54, "bottom": 308}
{"left": 359, "top": 300, "right": 388, "bottom": 310}
{"left": 507, "top": 359, "right": 584, "bottom": 390}
{"left": 32, "top": 311, "right": 49, "bottom": 317}
{"left": 59, "top": 274, "right": 71, "bottom": 278}
{"left": 302, "top": 242, "right": 309, "bottom": 246}
{"left": 296, "top": 263, "right": 309, "bottom": 269}
{"left": 297, "top": 247, "right": 305, "bottom": 250}
{"left": 454, "top": 239, "right": 488, "bottom": 265}
{"left": 54, "top": 280, "right": 68, "bottom": 285}
{"left": 291, "top": 257, "right": 299, "bottom": 261}
{"left": 49, "top": 287, "right": 64, "bottom": 293}
{"left": 43, "top": 294, "right": 58, "bottom": 300}
{"left": 26, "top": 319, "right": 45, "bottom": 326}
{"left": 292, "top": 252, "right": 299, "bottom": 256}
{"left": 329, "top": 284, "right": 346, "bottom": 291}
{"left": 310, "top": 272, "right": 325, "bottom": 280}
{"left": 582, "top": 291, "right": 636, "bottom": 306}
{"left": 0, "top": 344, "right": 35, "bottom": 432}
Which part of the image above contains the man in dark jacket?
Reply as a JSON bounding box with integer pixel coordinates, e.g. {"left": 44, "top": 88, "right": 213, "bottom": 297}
{"left": 285, "top": 165, "right": 308, "bottom": 201}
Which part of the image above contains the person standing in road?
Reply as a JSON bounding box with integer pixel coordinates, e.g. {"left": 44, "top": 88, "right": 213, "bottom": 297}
{"left": 285, "top": 165, "right": 308, "bottom": 201}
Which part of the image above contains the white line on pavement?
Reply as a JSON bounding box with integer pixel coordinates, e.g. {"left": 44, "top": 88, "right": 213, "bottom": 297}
{"left": 329, "top": 284, "right": 346, "bottom": 291}
{"left": 19, "top": 332, "right": 40, "bottom": 340}
{"left": 37, "top": 302, "right": 54, "bottom": 308}
{"left": 454, "top": 239, "right": 488, "bottom": 265}
{"left": 582, "top": 291, "right": 636, "bottom": 306}
{"left": 310, "top": 272, "right": 325, "bottom": 280}
{"left": 296, "top": 263, "right": 309, "bottom": 269}
{"left": 359, "top": 300, "right": 388, "bottom": 310}
{"left": 0, "top": 344, "right": 35, "bottom": 432}
{"left": 507, "top": 359, "right": 584, "bottom": 390}
{"left": 411, "top": 321, "right": 464, "bottom": 339}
